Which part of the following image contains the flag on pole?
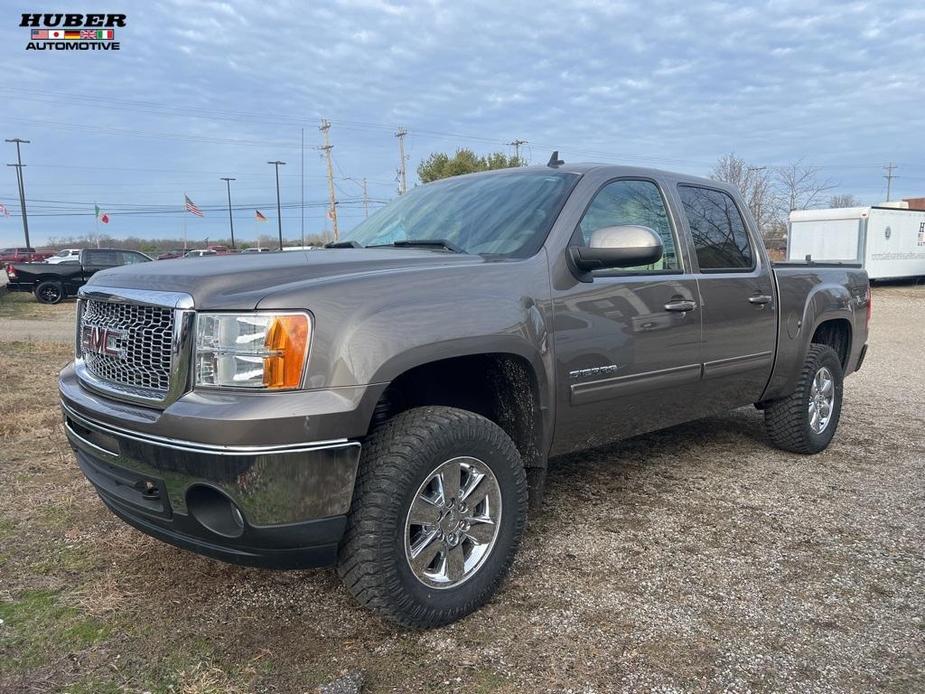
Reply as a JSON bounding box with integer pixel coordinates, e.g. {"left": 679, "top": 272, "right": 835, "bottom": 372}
{"left": 0, "top": 203, "right": 10, "bottom": 218}
{"left": 94, "top": 204, "right": 110, "bottom": 224}
{"left": 255, "top": 209, "right": 267, "bottom": 222}
{"left": 185, "top": 195, "right": 204, "bottom": 217}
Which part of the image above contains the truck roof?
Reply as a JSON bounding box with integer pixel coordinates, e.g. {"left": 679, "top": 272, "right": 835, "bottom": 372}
{"left": 478, "top": 162, "right": 729, "bottom": 191}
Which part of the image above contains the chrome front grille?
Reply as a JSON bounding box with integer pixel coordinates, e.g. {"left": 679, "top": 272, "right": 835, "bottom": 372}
{"left": 80, "top": 298, "right": 175, "bottom": 392}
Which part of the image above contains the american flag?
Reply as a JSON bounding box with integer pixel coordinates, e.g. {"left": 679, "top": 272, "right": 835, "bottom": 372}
{"left": 185, "top": 195, "right": 204, "bottom": 217}
{"left": 0, "top": 203, "right": 10, "bottom": 218}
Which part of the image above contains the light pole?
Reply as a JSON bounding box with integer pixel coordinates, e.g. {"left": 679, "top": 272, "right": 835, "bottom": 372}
{"left": 5, "top": 138, "right": 31, "bottom": 248}
{"left": 220, "top": 177, "right": 236, "bottom": 249}
{"left": 267, "top": 161, "right": 285, "bottom": 250}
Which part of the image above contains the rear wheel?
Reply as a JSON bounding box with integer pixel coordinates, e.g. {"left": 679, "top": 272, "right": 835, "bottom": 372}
{"left": 338, "top": 406, "right": 528, "bottom": 628}
{"left": 764, "top": 344, "right": 844, "bottom": 454}
{"left": 35, "top": 280, "right": 64, "bottom": 304}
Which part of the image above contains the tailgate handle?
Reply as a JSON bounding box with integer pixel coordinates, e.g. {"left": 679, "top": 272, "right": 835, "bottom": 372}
{"left": 664, "top": 299, "right": 697, "bottom": 312}
{"left": 748, "top": 294, "right": 773, "bottom": 305}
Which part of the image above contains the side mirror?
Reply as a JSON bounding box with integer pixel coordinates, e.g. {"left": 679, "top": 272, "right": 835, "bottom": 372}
{"left": 568, "top": 225, "right": 663, "bottom": 274}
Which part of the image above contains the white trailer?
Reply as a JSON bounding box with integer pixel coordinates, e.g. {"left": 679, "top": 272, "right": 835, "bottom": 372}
{"left": 788, "top": 204, "right": 925, "bottom": 280}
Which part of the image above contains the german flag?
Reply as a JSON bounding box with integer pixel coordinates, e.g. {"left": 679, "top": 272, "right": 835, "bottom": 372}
{"left": 64, "top": 31, "right": 82, "bottom": 39}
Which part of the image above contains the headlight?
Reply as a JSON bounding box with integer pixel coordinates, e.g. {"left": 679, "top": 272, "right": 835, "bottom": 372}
{"left": 195, "top": 312, "right": 311, "bottom": 389}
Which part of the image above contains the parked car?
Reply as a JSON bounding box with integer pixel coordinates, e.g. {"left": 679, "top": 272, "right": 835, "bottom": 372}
{"left": 157, "top": 249, "right": 188, "bottom": 260}
{"left": 0, "top": 247, "right": 51, "bottom": 264}
{"left": 59, "top": 162, "right": 870, "bottom": 628}
{"left": 45, "top": 248, "right": 83, "bottom": 264}
{"left": 184, "top": 249, "right": 217, "bottom": 257}
{"left": 241, "top": 247, "right": 272, "bottom": 254}
{"left": 5, "top": 247, "right": 152, "bottom": 303}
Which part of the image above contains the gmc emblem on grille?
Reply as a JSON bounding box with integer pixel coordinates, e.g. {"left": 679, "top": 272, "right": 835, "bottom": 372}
{"left": 81, "top": 325, "right": 127, "bottom": 359}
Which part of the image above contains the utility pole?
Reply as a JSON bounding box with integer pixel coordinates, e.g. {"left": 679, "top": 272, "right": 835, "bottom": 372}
{"left": 883, "top": 162, "right": 897, "bottom": 201}
{"left": 395, "top": 127, "right": 408, "bottom": 194}
{"left": 267, "top": 160, "right": 286, "bottom": 249}
{"left": 508, "top": 138, "right": 528, "bottom": 163}
{"left": 220, "top": 177, "right": 236, "bottom": 249}
{"left": 347, "top": 177, "right": 370, "bottom": 219}
{"left": 300, "top": 127, "right": 305, "bottom": 248}
{"left": 319, "top": 119, "right": 338, "bottom": 239}
{"left": 5, "top": 138, "right": 31, "bottom": 248}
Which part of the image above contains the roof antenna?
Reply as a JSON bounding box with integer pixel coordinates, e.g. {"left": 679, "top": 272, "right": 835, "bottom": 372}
{"left": 547, "top": 150, "right": 564, "bottom": 168}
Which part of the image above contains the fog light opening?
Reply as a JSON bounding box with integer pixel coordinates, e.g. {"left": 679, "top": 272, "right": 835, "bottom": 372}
{"left": 186, "top": 485, "right": 246, "bottom": 538}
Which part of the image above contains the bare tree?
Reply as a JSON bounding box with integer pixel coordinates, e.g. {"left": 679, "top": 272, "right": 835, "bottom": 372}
{"left": 829, "top": 193, "right": 861, "bottom": 208}
{"left": 710, "top": 153, "right": 778, "bottom": 235}
{"left": 775, "top": 159, "right": 837, "bottom": 212}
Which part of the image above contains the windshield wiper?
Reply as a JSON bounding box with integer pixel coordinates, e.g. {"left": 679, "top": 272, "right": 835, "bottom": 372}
{"left": 325, "top": 240, "right": 364, "bottom": 248}
{"left": 374, "top": 239, "right": 467, "bottom": 254}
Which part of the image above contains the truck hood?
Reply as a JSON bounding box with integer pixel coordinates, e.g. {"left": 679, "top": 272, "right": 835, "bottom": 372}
{"left": 86, "top": 249, "right": 488, "bottom": 309}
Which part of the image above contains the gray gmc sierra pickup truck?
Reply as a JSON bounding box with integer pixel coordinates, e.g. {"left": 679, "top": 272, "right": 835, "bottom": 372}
{"left": 60, "top": 161, "right": 870, "bottom": 627}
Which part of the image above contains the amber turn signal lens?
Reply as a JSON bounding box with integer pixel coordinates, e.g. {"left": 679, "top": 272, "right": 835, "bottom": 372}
{"left": 262, "top": 314, "right": 310, "bottom": 388}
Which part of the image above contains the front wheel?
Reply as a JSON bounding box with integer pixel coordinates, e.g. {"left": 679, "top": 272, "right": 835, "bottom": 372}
{"left": 338, "top": 406, "right": 528, "bottom": 628}
{"left": 764, "top": 344, "right": 844, "bottom": 454}
{"left": 34, "top": 280, "right": 64, "bottom": 304}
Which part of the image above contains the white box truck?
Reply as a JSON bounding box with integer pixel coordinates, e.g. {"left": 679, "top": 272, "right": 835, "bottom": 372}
{"left": 788, "top": 204, "right": 925, "bottom": 280}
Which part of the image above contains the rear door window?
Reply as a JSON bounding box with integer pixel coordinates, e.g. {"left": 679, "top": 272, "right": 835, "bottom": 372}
{"left": 678, "top": 185, "right": 754, "bottom": 271}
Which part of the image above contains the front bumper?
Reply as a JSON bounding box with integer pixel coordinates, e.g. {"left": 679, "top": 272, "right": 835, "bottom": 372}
{"left": 61, "top": 397, "right": 363, "bottom": 570}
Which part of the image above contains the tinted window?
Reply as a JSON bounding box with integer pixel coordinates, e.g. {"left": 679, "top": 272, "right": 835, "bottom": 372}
{"left": 577, "top": 179, "right": 679, "bottom": 271}
{"left": 340, "top": 171, "right": 578, "bottom": 257}
{"left": 119, "top": 251, "right": 148, "bottom": 264}
{"left": 83, "top": 250, "right": 120, "bottom": 266}
{"left": 678, "top": 185, "right": 753, "bottom": 270}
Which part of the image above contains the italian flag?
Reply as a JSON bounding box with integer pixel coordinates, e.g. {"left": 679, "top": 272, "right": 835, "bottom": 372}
{"left": 95, "top": 204, "right": 109, "bottom": 224}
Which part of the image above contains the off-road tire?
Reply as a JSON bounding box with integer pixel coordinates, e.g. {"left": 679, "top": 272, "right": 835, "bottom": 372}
{"left": 35, "top": 280, "right": 64, "bottom": 305}
{"left": 764, "top": 344, "right": 844, "bottom": 454}
{"left": 337, "top": 406, "right": 528, "bottom": 628}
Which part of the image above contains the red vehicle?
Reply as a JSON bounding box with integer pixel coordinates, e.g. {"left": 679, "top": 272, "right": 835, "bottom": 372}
{"left": 0, "top": 247, "right": 51, "bottom": 264}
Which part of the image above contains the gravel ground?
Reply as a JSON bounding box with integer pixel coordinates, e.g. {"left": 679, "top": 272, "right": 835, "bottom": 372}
{"left": 0, "top": 285, "right": 922, "bottom": 692}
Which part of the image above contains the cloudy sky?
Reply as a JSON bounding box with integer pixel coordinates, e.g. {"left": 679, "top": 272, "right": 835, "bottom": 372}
{"left": 1, "top": 0, "right": 923, "bottom": 247}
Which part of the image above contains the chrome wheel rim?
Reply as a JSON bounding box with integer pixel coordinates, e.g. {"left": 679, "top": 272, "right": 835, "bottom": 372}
{"left": 403, "top": 456, "right": 502, "bottom": 590}
{"left": 809, "top": 366, "right": 835, "bottom": 434}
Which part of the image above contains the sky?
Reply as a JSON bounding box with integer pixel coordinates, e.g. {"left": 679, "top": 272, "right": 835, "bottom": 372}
{"left": 1, "top": 0, "right": 924, "bottom": 248}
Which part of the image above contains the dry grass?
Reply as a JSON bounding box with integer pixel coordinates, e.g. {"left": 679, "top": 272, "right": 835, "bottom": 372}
{"left": 0, "top": 286, "right": 923, "bottom": 692}
{"left": 0, "top": 290, "right": 75, "bottom": 320}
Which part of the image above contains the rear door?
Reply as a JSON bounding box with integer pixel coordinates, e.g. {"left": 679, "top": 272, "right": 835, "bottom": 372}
{"left": 673, "top": 183, "right": 776, "bottom": 410}
{"left": 551, "top": 176, "right": 704, "bottom": 454}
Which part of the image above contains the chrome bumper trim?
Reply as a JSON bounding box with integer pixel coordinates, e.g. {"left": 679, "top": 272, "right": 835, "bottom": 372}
{"left": 62, "top": 401, "right": 352, "bottom": 456}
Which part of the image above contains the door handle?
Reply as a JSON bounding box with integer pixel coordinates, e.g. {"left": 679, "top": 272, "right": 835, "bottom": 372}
{"left": 748, "top": 294, "right": 773, "bottom": 305}
{"left": 664, "top": 299, "right": 697, "bottom": 312}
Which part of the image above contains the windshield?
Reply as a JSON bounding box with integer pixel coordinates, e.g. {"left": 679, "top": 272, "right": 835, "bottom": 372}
{"left": 340, "top": 170, "right": 579, "bottom": 257}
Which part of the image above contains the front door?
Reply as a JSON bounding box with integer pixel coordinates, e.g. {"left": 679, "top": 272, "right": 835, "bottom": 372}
{"left": 674, "top": 183, "right": 777, "bottom": 411}
{"left": 550, "top": 178, "right": 703, "bottom": 455}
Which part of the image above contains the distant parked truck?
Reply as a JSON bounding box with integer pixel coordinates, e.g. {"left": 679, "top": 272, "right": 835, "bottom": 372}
{"left": 788, "top": 203, "right": 925, "bottom": 280}
{"left": 45, "top": 248, "right": 83, "bottom": 264}
{"left": 5, "top": 248, "right": 152, "bottom": 303}
{"left": 0, "top": 247, "right": 51, "bottom": 264}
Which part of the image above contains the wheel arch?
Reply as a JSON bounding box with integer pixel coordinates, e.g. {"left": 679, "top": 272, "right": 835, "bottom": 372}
{"left": 368, "top": 351, "right": 551, "bottom": 505}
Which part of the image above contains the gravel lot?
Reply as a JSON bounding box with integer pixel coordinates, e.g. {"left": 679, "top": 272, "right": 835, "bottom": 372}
{"left": 0, "top": 285, "right": 922, "bottom": 692}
